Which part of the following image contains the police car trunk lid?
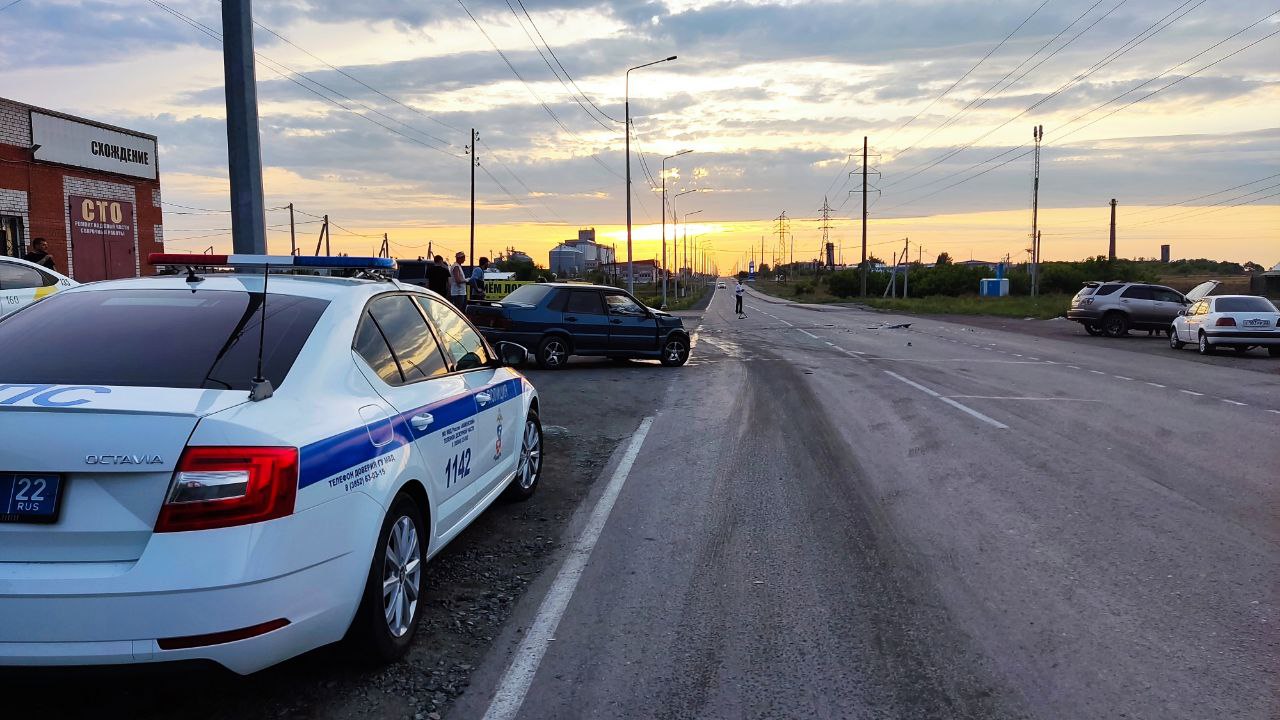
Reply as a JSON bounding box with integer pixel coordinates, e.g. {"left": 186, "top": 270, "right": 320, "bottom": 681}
{"left": 0, "top": 385, "right": 247, "bottom": 563}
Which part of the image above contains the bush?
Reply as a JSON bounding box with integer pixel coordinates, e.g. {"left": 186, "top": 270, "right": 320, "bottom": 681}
{"left": 792, "top": 282, "right": 813, "bottom": 296}
{"left": 826, "top": 270, "right": 860, "bottom": 297}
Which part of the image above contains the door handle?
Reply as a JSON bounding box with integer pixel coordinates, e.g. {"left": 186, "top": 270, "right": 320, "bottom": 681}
{"left": 476, "top": 392, "right": 493, "bottom": 405}
{"left": 610, "top": 319, "right": 622, "bottom": 324}
{"left": 565, "top": 316, "right": 578, "bottom": 322}
{"left": 411, "top": 413, "right": 434, "bottom": 431}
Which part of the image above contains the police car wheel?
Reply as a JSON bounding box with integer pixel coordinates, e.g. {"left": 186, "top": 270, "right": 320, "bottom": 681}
{"left": 504, "top": 409, "right": 543, "bottom": 502}
{"left": 348, "top": 492, "right": 426, "bottom": 662}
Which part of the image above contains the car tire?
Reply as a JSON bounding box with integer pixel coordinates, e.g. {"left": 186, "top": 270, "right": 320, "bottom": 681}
{"left": 347, "top": 492, "right": 426, "bottom": 663}
{"left": 1101, "top": 312, "right": 1129, "bottom": 338}
{"left": 1269, "top": 347, "right": 1280, "bottom": 358}
{"left": 1198, "top": 331, "right": 1215, "bottom": 355}
{"left": 660, "top": 334, "right": 691, "bottom": 367}
{"left": 503, "top": 408, "right": 543, "bottom": 502}
{"left": 1168, "top": 327, "right": 1184, "bottom": 350}
{"left": 536, "top": 336, "right": 570, "bottom": 370}
{"left": 1084, "top": 323, "right": 1103, "bottom": 336}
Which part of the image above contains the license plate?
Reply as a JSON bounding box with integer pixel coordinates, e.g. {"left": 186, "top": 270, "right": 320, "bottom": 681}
{"left": 1242, "top": 318, "right": 1270, "bottom": 328}
{"left": 0, "top": 473, "right": 63, "bottom": 523}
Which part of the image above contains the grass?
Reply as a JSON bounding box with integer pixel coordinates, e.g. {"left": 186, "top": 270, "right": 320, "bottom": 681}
{"left": 636, "top": 283, "right": 712, "bottom": 312}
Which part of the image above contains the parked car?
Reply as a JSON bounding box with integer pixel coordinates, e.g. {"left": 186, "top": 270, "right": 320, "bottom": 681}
{"left": 0, "top": 255, "right": 77, "bottom": 318}
{"left": 466, "top": 283, "right": 691, "bottom": 369}
{"left": 1169, "top": 294, "right": 1280, "bottom": 356}
{"left": 1067, "top": 280, "right": 1218, "bottom": 337}
{"left": 0, "top": 253, "right": 541, "bottom": 675}
{"left": 717, "top": 281, "right": 727, "bottom": 289}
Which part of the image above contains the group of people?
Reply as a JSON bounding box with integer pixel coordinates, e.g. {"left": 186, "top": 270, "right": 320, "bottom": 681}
{"left": 422, "top": 251, "right": 490, "bottom": 310}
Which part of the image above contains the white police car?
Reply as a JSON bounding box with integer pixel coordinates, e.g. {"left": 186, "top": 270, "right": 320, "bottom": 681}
{"left": 0, "top": 254, "right": 542, "bottom": 674}
{"left": 0, "top": 255, "right": 77, "bottom": 318}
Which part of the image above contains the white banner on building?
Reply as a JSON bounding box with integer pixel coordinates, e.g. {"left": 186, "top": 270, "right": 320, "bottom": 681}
{"left": 31, "top": 112, "right": 157, "bottom": 180}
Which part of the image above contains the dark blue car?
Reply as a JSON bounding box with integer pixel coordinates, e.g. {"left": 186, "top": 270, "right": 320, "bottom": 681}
{"left": 465, "top": 283, "right": 691, "bottom": 369}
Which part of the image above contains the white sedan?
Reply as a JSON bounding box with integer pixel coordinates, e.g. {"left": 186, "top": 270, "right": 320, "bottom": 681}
{"left": 1169, "top": 294, "right": 1280, "bottom": 356}
{"left": 0, "top": 255, "right": 77, "bottom": 318}
{"left": 0, "top": 253, "right": 542, "bottom": 674}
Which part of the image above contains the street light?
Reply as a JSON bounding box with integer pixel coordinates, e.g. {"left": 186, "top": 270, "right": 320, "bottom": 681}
{"left": 625, "top": 55, "right": 677, "bottom": 293}
{"left": 661, "top": 149, "right": 693, "bottom": 307}
{"left": 679, "top": 208, "right": 703, "bottom": 297}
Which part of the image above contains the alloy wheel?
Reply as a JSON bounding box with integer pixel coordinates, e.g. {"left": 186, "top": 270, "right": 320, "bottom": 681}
{"left": 382, "top": 516, "right": 421, "bottom": 638}
{"left": 543, "top": 341, "right": 566, "bottom": 367}
{"left": 516, "top": 419, "right": 542, "bottom": 490}
{"left": 665, "top": 340, "right": 687, "bottom": 363}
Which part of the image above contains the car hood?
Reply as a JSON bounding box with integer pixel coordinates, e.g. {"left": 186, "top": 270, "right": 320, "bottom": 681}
{"left": 1185, "top": 280, "right": 1220, "bottom": 302}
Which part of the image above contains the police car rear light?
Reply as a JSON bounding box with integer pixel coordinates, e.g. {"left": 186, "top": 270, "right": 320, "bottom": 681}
{"left": 148, "top": 253, "right": 395, "bottom": 270}
{"left": 155, "top": 447, "right": 298, "bottom": 532}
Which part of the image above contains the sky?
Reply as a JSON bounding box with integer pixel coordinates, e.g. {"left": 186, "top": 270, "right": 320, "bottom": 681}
{"left": 2, "top": 0, "right": 1277, "bottom": 272}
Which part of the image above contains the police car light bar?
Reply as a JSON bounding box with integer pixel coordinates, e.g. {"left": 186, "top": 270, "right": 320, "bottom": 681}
{"left": 148, "top": 253, "right": 395, "bottom": 270}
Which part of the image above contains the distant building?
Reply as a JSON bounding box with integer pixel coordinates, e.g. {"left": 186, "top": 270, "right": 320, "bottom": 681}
{"left": 548, "top": 228, "right": 616, "bottom": 277}
{"left": 957, "top": 259, "right": 1001, "bottom": 270}
{"left": 599, "top": 259, "right": 660, "bottom": 285}
{"left": 1160, "top": 244, "right": 1171, "bottom": 263}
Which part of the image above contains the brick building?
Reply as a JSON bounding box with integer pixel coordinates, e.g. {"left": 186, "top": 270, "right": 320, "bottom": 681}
{"left": 0, "top": 97, "right": 163, "bottom": 281}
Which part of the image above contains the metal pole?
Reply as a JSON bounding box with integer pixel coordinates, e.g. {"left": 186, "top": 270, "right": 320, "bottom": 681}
{"left": 470, "top": 129, "right": 476, "bottom": 269}
{"left": 861, "top": 136, "right": 868, "bottom": 297}
{"left": 288, "top": 202, "right": 296, "bottom": 256}
{"left": 661, "top": 157, "right": 666, "bottom": 306}
{"left": 1109, "top": 198, "right": 1118, "bottom": 260}
{"left": 1031, "top": 125, "right": 1042, "bottom": 296}
{"left": 222, "top": 0, "right": 267, "bottom": 254}
{"left": 625, "top": 73, "right": 633, "bottom": 294}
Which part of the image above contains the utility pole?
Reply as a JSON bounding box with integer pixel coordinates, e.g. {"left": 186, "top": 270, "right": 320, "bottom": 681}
{"left": 313, "top": 214, "right": 330, "bottom": 256}
{"left": 861, "top": 135, "right": 868, "bottom": 297}
{"left": 902, "top": 237, "right": 910, "bottom": 298}
{"left": 469, "top": 129, "right": 477, "bottom": 267}
{"left": 1108, "top": 198, "right": 1118, "bottom": 260}
{"left": 818, "top": 199, "right": 834, "bottom": 272}
{"left": 1030, "top": 124, "right": 1043, "bottom": 297}
{"left": 221, "top": 0, "right": 267, "bottom": 254}
{"left": 288, "top": 202, "right": 296, "bottom": 256}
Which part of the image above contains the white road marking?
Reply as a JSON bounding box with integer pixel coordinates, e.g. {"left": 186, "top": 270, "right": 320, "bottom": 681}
{"left": 1012, "top": 353, "right": 1023, "bottom": 357}
{"left": 1028, "top": 357, "right": 1041, "bottom": 361}
{"left": 1113, "top": 375, "right": 1132, "bottom": 381}
{"left": 1146, "top": 382, "right": 1166, "bottom": 388}
{"left": 1089, "top": 370, "right": 1106, "bottom": 375}
{"left": 798, "top": 329, "right": 819, "bottom": 339}
{"left": 1221, "top": 399, "right": 1247, "bottom": 406}
{"left": 1180, "top": 390, "right": 1204, "bottom": 396}
{"left": 1268, "top": 409, "right": 1280, "bottom": 415}
{"left": 482, "top": 417, "right": 655, "bottom": 720}
{"left": 824, "top": 341, "right": 834, "bottom": 346}
{"left": 779, "top": 319, "right": 794, "bottom": 327}
{"left": 882, "top": 370, "right": 1009, "bottom": 429}
{"left": 946, "top": 396, "right": 1099, "bottom": 402}
{"left": 1043, "top": 360, "right": 1058, "bottom": 364}
{"left": 1068, "top": 366, "right": 1081, "bottom": 370}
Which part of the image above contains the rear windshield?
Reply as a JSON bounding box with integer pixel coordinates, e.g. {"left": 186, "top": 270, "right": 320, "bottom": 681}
{"left": 1095, "top": 284, "right": 1122, "bottom": 296}
{"left": 1073, "top": 285, "right": 1097, "bottom": 299}
{"left": 0, "top": 289, "right": 329, "bottom": 390}
{"left": 502, "top": 284, "right": 553, "bottom": 306}
{"left": 1216, "top": 297, "right": 1277, "bottom": 313}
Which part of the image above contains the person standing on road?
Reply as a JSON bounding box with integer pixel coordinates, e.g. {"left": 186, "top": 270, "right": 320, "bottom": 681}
{"left": 426, "top": 255, "right": 451, "bottom": 297}
{"left": 470, "top": 257, "right": 490, "bottom": 303}
{"left": 24, "top": 238, "right": 57, "bottom": 272}
{"left": 449, "top": 251, "right": 469, "bottom": 310}
{"left": 735, "top": 278, "right": 746, "bottom": 318}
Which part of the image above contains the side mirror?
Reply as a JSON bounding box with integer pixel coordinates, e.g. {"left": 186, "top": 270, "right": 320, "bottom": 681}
{"left": 495, "top": 341, "right": 528, "bottom": 367}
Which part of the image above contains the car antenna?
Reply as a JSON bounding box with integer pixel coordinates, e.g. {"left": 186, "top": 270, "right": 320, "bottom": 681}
{"left": 249, "top": 261, "right": 273, "bottom": 402}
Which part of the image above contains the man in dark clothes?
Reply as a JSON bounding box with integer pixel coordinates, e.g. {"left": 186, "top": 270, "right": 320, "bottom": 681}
{"left": 23, "top": 238, "right": 56, "bottom": 271}
{"left": 426, "top": 255, "right": 451, "bottom": 297}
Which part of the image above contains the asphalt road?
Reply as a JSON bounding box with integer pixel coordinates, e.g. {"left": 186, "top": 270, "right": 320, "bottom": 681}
{"left": 454, "top": 285, "right": 1279, "bottom": 720}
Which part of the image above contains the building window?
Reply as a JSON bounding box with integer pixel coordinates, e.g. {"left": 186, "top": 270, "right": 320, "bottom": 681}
{"left": 1, "top": 215, "right": 25, "bottom": 258}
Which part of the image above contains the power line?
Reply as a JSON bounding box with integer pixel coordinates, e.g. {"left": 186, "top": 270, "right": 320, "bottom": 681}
{"left": 514, "top": 0, "right": 620, "bottom": 124}
{"left": 880, "top": 0, "right": 1052, "bottom": 147}
{"left": 147, "top": 0, "right": 464, "bottom": 160}
{"left": 455, "top": 0, "right": 622, "bottom": 182}
{"left": 251, "top": 20, "right": 462, "bottom": 143}
{"left": 499, "top": 0, "right": 614, "bottom": 131}
{"left": 1127, "top": 172, "right": 1280, "bottom": 217}
{"left": 885, "top": 0, "right": 1204, "bottom": 191}
{"left": 1131, "top": 183, "right": 1280, "bottom": 227}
